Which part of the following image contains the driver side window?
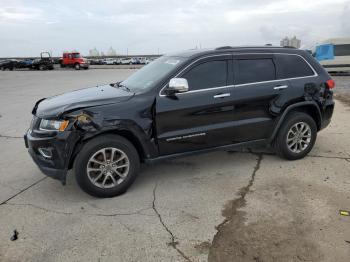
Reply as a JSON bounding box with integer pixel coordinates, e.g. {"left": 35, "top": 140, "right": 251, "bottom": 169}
{"left": 182, "top": 60, "right": 227, "bottom": 91}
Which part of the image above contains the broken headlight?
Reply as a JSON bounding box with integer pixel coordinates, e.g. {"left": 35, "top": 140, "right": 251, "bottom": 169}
{"left": 39, "top": 119, "right": 69, "bottom": 131}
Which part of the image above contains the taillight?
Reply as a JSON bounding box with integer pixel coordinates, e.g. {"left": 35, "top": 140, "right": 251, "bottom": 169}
{"left": 326, "top": 79, "right": 335, "bottom": 89}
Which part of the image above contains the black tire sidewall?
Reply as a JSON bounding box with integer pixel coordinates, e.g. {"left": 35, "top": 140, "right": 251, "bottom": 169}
{"left": 74, "top": 135, "right": 140, "bottom": 198}
{"left": 276, "top": 112, "right": 317, "bottom": 160}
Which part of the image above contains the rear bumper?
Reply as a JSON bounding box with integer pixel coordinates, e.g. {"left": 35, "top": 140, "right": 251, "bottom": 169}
{"left": 320, "top": 101, "right": 335, "bottom": 130}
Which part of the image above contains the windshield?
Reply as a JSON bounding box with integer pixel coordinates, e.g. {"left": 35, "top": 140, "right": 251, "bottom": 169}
{"left": 121, "top": 56, "right": 186, "bottom": 92}
{"left": 73, "top": 53, "right": 81, "bottom": 58}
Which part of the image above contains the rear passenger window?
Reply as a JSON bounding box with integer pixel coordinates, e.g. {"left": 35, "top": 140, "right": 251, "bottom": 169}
{"left": 236, "top": 59, "right": 275, "bottom": 84}
{"left": 276, "top": 54, "right": 314, "bottom": 79}
{"left": 183, "top": 60, "right": 227, "bottom": 91}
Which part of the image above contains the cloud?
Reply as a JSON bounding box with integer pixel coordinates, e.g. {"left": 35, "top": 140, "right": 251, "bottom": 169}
{"left": 0, "top": 6, "right": 43, "bottom": 22}
{"left": 0, "top": 0, "right": 349, "bottom": 57}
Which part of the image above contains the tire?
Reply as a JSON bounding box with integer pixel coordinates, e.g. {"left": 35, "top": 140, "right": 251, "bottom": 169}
{"left": 273, "top": 112, "right": 317, "bottom": 160}
{"left": 74, "top": 134, "right": 140, "bottom": 198}
{"left": 75, "top": 63, "right": 80, "bottom": 70}
{"left": 39, "top": 65, "right": 46, "bottom": 70}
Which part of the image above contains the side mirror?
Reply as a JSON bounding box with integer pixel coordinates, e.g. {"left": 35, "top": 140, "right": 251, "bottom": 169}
{"left": 165, "top": 78, "right": 189, "bottom": 95}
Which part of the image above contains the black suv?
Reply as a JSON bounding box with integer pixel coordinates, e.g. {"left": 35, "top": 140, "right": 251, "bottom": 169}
{"left": 24, "top": 46, "right": 335, "bottom": 197}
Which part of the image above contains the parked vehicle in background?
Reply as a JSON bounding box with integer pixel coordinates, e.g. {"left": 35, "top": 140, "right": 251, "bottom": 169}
{"left": 25, "top": 46, "right": 335, "bottom": 197}
{"left": 52, "top": 58, "right": 61, "bottom": 64}
{"left": 16, "top": 59, "right": 34, "bottom": 69}
{"left": 314, "top": 38, "right": 350, "bottom": 73}
{"left": 120, "top": 58, "right": 132, "bottom": 65}
{"left": 60, "top": 52, "right": 89, "bottom": 70}
{"left": 89, "top": 59, "right": 104, "bottom": 65}
{"left": 0, "top": 59, "right": 20, "bottom": 70}
{"left": 104, "top": 58, "right": 117, "bottom": 65}
{"left": 31, "top": 52, "right": 54, "bottom": 70}
{"left": 131, "top": 58, "right": 139, "bottom": 64}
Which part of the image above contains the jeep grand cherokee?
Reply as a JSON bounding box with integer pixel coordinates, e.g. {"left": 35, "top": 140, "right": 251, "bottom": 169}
{"left": 24, "top": 46, "right": 335, "bottom": 197}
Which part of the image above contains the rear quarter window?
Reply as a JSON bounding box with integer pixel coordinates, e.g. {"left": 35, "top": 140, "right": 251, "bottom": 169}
{"left": 275, "top": 54, "right": 314, "bottom": 79}
{"left": 235, "top": 59, "right": 275, "bottom": 84}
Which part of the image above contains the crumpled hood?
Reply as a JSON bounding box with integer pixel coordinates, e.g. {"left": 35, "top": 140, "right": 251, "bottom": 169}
{"left": 34, "top": 84, "right": 134, "bottom": 118}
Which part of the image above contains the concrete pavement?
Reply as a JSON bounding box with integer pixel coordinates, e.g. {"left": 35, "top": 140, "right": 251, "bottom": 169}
{"left": 0, "top": 70, "right": 349, "bottom": 261}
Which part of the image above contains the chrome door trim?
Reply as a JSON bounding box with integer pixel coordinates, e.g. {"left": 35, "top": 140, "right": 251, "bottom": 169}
{"left": 158, "top": 53, "right": 318, "bottom": 97}
{"left": 273, "top": 85, "right": 288, "bottom": 90}
{"left": 213, "top": 93, "right": 230, "bottom": 98}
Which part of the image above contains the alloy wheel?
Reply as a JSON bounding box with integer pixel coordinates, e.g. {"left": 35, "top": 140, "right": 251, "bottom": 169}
{"left": 286, "top": 122, "right": 312, "bottom": 153}
{"left": 86, "top": 147, "right": 130, "bottom": 188}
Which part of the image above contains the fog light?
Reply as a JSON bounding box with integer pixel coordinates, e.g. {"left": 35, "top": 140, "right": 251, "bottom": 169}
{"left": 38, "top": 147, "right": 53, "bottom": 159}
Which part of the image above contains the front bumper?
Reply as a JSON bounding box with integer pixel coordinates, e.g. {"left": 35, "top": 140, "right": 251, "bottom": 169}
{"left": 24, "top": 128, "right": 80, "bottom": 185}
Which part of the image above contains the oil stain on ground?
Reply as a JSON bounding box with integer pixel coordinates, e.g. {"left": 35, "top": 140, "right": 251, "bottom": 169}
{"left": 208, "top": 154, "right": 322, "bottom": 262}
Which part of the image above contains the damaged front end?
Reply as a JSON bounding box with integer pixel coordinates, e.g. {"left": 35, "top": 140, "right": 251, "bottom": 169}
{"left": 24, "top": 110, "right": 98, "bottom": 185}
{"left": 24, "top": 84, "right": 138, "bottom": 185}
{"left": 25, "top": 88, "right": 113, "bottom": 185}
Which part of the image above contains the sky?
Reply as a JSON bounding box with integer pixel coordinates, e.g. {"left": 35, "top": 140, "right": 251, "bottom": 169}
{"left": 0, "top": 0, "right": 349, "bottom": 57}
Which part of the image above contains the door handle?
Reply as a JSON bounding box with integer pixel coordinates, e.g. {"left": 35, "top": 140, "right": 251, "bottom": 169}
{"left": 273, "top": 85, "right": 288, "bottom": 90}
{"left": 213, "top": 93, "right": 230, "bottom": 98}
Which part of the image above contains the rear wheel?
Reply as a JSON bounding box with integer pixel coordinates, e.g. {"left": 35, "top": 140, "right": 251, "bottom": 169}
{"left": 74, "top": 135, "right": 140, "bottom": 198}
{"left": 273, "top": 112, "right": 317, "bottom": 160}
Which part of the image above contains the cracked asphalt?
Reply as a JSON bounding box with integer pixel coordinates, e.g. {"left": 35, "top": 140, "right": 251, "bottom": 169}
{"left": 0, "top": 70, "right": 349, "bottom": 262}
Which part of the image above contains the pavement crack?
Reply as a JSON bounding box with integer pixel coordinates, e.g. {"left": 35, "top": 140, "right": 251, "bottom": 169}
{"left": 152, "top": 182, "right": 192, "bottom": 262}
{"left": 214, "top": 153, "right": 263, "bottom": 234}
{"left": 228, "top": 149, "right": 350, "bottom": 162}
{"left": 4, "top": 202, "right": 73, "bottom": 215}
{"left": 0, "top": 177, "right": 47, "bottom": 205}
{"left": 209, "top": 153, "right": 263, "bottom": 261}
{"left": 0, "top": 134, "right": 23, "bottom": 139}
{"left": 307, "top": 154, "right": 350, "bottom": 162}
{"left": 3, "top": 202, "right": 152, "bottom": 217}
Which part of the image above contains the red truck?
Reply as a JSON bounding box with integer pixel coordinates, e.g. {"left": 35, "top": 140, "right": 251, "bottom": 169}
{"left": 60, "top": 52, "right": 89, "bottom": 70}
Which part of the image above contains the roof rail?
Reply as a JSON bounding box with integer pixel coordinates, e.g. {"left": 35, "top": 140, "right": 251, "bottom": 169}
{"left": 215, "top": 45, "right": 296, "bottom": 50}
{"left": 215, "top": 46, "right": 233, "bottom": 50}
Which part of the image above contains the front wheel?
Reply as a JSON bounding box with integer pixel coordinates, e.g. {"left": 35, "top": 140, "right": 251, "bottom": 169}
{"left": 74, "top": 135, "right": 140, "bottom": 198}
{"left": 75, "top": 63, "right": 80, "bottom": 70}
{"left": 273, "top": 112, "right": 317, "bottom": 160}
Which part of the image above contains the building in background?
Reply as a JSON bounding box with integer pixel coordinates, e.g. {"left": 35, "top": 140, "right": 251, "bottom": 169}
{"left": 280, "top": 36, "right": 301, "bottom": 48}
{"left": 106, "top": 47, "right": 117, "bottom": 56}
{"left": 89, "top": 47, "right": 100, "bottom": 57}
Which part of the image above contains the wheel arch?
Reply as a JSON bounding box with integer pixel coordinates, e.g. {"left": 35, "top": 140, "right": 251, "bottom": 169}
{"left": 68, "top": 129, "right": 148, "bottom": 169}
{"left": 269, "top": 101, "right": 322, "bottom": 142}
